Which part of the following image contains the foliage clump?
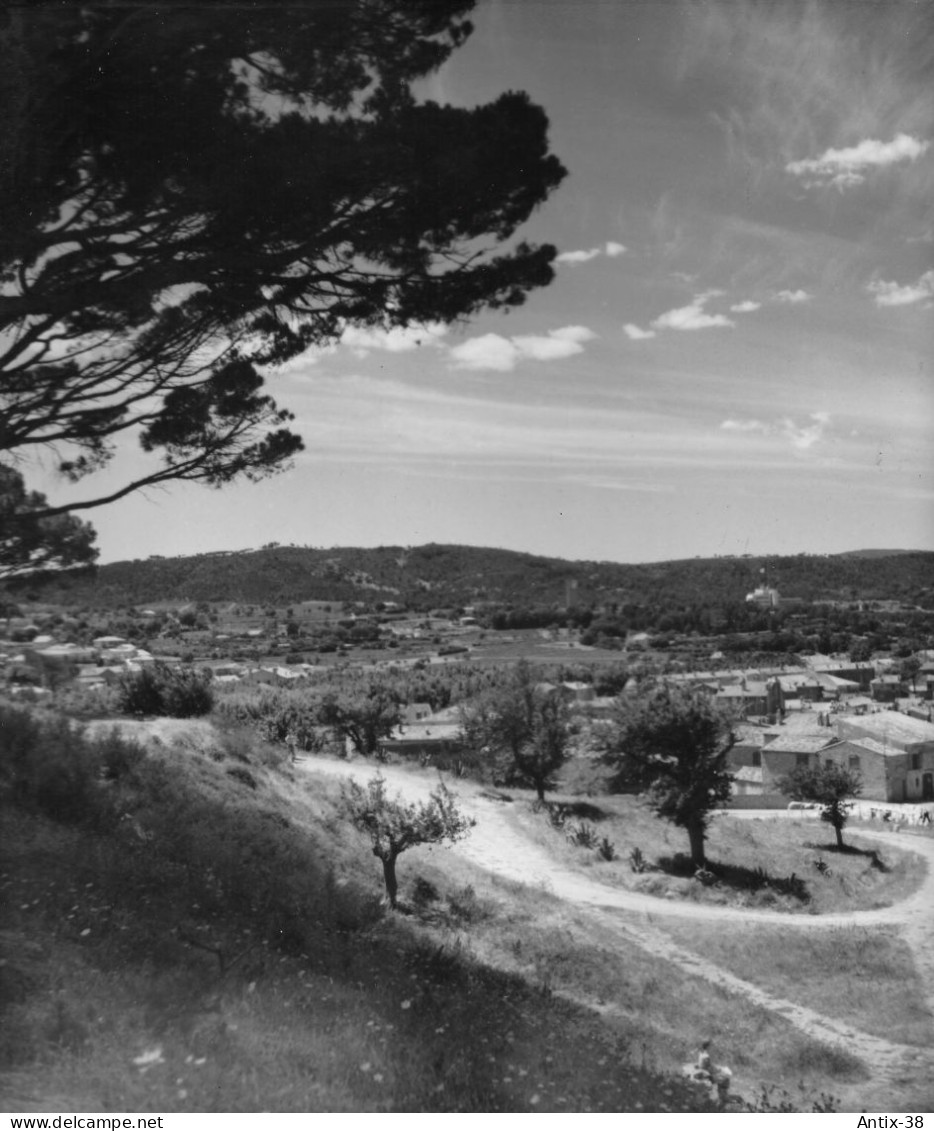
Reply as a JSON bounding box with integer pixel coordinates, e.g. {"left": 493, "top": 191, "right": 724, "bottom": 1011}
{"left": 460, "top": 660, "right": 571, "bottom": 800}
{"left": 0, "top": 703, "right": 142, "bottom": 828}
{"left": 118, "top": 662, "right": 214, "bottom": 718}
{"left": 601, "top": 683, "right": 736, "bottom": 867}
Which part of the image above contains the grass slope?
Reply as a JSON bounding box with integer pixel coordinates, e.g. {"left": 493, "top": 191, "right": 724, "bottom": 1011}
{"left": 4, "top": 707, "right": 914, "bottom": 1113}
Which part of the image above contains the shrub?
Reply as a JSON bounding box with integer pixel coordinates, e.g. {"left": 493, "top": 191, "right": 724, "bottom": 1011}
{"left": 0, "top": 704, "right": 137, "bottom": 829}
{"left": 566, "top": 821, "right": 599, "bottom": 849}
{"left": 596, "top": 836, "right": 617, "bottom": 862}
{"left": 629, "top": 846, "right": 649, "bottom": 873}
{"left": 118, "top": 662, "right": 214, "bottom": 718}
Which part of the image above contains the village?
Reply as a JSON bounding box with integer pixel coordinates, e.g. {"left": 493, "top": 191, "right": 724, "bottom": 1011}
{"left": 3, "top": 594, "right": 933, "bottom": 812}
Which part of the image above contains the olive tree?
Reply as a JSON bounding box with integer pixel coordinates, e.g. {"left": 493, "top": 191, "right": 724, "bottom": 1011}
{"left": 343, "top": 773, "right": 474, "bottom": 908}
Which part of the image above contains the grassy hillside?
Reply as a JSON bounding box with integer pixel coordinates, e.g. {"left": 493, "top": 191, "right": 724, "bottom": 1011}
{"left": 2, "top": 704, "right": 896, "bottom": 1113}
{"left": 7, "top": 543, "right": 934, "bottom": 610}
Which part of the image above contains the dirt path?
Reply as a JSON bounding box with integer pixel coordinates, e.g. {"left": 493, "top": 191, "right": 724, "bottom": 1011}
{"left": 301, "top": 754, "right": 934, "bottom": 1103}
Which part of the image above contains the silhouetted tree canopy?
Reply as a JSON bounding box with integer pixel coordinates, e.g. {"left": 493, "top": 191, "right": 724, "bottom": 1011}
{"left": 0, "top": 1, "right": 566, "bottom": 516}
{"left": 0, "top": 465, "right": 98, "bottom": 578}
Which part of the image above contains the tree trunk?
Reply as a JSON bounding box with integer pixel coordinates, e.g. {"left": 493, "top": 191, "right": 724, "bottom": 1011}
{"left": 535, "top": 780, "right": 546, "bottom": 803}
{"left": 687, "top": 821, "right": 706, "bottom": 869}
{"left": 381, "top": 853, "right": 399, "bottom": 908}
{"left": 834, "top": 820, "right": 844, "bottom": 849}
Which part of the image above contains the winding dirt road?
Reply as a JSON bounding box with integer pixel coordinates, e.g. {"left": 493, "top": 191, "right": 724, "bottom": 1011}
{"left": 301, "top": 754, "right": 934, "bottom": 1106}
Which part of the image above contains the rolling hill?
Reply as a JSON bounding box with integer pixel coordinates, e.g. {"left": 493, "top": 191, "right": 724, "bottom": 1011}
{"left": 6, "top": 544, "right": 933, "bottom": 612}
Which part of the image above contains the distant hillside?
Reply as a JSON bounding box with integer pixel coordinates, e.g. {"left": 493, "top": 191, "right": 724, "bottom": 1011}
{"left": 835, "top": 549, "right": 918, "bottom": 559}
{"left": 7, "top": 544, "right": 934, "bottom": 611}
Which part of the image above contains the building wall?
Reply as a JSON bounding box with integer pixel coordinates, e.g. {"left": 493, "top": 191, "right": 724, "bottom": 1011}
{"left": 816, "top": 740, "right": 903, "bottom": 802}
{"left": 836, "top": 717, "right": 934, "bottom": 757}
{"left": 761, "top": 749, "right": 815, "bottom": 790}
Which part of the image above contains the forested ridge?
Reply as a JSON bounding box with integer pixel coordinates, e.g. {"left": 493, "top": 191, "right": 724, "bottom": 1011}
{"left": 8, "top": 543, "right": 933, "bottom": 611}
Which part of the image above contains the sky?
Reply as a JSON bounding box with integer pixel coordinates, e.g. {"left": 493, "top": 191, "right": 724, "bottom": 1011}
{"left": 34, "top": 0, "right": 934, "bottom": 566}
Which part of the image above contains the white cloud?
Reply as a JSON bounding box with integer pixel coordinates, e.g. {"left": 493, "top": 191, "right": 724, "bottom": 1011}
{"left": 556, "top": 247, "right": 601, "bottom": 265}
{"left": 786, "top": 133, "right": 930, "bottom": 189}
{"left": 448, "top": 325, "right": 596, "bottom": 371}
{"left": 721, "top": 418, "right": 770, "bottom": 434}
{"left": 721, "top": 412, "right": 831, "bottom": 451}
{"left": 556, "top": 241, "right": 626, "bottom": 264}
{"left": 867, "top": 269, "right": 934, "bottom": 307}
{"left": 783, "top": 411, "right": 830, "bottom": 450}
{"left": 340, "top": 322, "right": 448, "bottom": 356}
{"left": 651, "top": 291, "right": 734, "bottom": 331}
{"left": 511, "top": 325, "right": 596, "bottom": 362}
{"left": 774, "top": 289, "right": 811, "bottom": 303}
{"left": 447, "top": 334, "right": 520, "bottom": 372}
{"left": 623, "top": 323, "right": 656, "bottom": 341}
{"left": 729, "top": 300, "right": 761, "bottom": 313}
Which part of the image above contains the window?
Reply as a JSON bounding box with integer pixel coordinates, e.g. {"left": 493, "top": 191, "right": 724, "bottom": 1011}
{"left": 911, "top": 753, "right": 922, "bottom": 771}
{"left": 796, "top": 753, "right": 809, "bottom": 767}
{"left": 849, "top": 755, "right": 861, "bottom": 772}
{"left": 752, "top": 750, "right": 761, "bottom": 768}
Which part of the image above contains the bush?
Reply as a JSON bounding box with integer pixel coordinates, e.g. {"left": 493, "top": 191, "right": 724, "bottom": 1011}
{"left": 0, "top": 704, "right": 139, "bottom": 829}
{"left": 118, "top": 662, "right": 214, "bottom": 718}
{"left": 566, "top": 821, "right": 599, "bottom": 849}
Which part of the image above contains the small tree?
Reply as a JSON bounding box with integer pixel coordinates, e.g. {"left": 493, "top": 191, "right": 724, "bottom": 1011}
{"left": 343, "top": 774, "right": 474, "bottom": 908}
{"left": 460, "top": 660, "right": 571, "bottom": 801}
{"left": 602, "top": 684, "right": 736, "bottom": 868}
{"left": 318, "top": 684, "right": 402, "bottom": 758}
{"left": 779, "top": 763, "right": 862, "bottom": 849}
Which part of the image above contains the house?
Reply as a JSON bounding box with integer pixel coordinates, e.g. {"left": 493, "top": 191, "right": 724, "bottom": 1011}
{"left": 834, "top": 712, "right": 934, "bottom": 802}
{"left": 732, "top": 765, "right": 765, "bottom": 796}
{"left": 777, "top": 673, "right": 824, "bottom": 701}
{"left": 401, "top": 702, "right": 433, "bottom": 724}
{"left": 379, "top": 718, "right": 463, "bottom": 762}
{"left": 870, "top": 675, "right": 909, "bottom": 703}
{"left": 808, "top": 661, "right": 874, "bottom": 691}
{"left": 813, "top": 737, "right": 913, "bottom": 802}
{"left": 714, "top": 677, "right": 784, "bottom": 720}
{"left": 758, "top": 732, "right": 838, "bottom": 790}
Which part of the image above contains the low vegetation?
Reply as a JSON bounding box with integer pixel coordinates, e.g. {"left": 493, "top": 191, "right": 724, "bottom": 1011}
{"left": 658, "top": 921, "right": 934, "bottom": 1050}
{"left": 510, "top": 794, "right": 923, "bottom": 915}
{"left": 0, "top": 701, "right": 879, "bottom": 1112}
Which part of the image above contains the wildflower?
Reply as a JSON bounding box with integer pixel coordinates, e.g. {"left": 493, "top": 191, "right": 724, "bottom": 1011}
{"left": 360, "top": 1062, "right": 372, "bottom": 1073}
{"left": 373, "top": 1074, "right": 384, "bottom": 1083}
{"left": 401, "top": 1000, "right": 412, "bottom": 1010}
{"left": 529, "top": 1095, "right": 540, "bottom": 1106}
